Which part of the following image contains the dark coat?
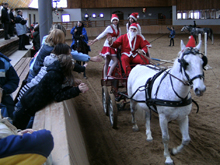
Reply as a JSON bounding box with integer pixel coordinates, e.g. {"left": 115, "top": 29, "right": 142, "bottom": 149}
{"left": 32, "top": 30, "right": 40, "bottom": 52}
{"left": 0, "top": 53, "right": 19, "bottom": 118}
{"left": 1, "top": 7, "right": 9, "bottom": 23}
{"left": 20, "top": 60, "right": 81, "bottom": 116}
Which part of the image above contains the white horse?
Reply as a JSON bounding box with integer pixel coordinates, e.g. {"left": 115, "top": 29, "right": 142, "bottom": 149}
{"left": 127, "top": 40, "right": 206, "bottom": 165}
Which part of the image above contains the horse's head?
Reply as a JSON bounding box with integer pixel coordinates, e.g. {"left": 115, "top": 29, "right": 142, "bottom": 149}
{"left": 178, "top": 40, "right": 207, "bottom": 96}
{"left": 181, "top": 26, "right": 186, "bottom": 32}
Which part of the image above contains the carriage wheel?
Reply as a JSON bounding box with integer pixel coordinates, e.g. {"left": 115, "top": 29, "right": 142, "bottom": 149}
{"left": 102, "top": 86, "right": 109, "bottom": 116}
{"left": 108, "top": 93, "right": 118, "bottom": 129}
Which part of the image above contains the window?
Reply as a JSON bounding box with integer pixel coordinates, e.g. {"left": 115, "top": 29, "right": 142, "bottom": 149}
{"left": 177, "top": 9, "right": 219, "bottom": 20}
{"left": 62, "top": 14, "right": 70, "bottom": 22}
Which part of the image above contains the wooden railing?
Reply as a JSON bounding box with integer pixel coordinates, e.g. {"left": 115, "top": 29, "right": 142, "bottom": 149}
{"left": 53, "top": 19, "right": 172, "bottom": 30}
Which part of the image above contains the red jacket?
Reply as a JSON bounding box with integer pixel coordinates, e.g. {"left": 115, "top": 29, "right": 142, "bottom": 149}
{"left": 111, "top": 33, "right": 148, "bottom": 57}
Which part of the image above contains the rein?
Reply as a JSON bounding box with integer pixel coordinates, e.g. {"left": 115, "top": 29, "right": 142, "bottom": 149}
{"left": 128, "top": 48, "right": 205, "bottom": 113}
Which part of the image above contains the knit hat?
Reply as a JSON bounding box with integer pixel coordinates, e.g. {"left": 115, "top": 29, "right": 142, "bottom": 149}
{"left": 129, "top": 23, "right": 138, "bottom": 30}
{"left": 186, "top": 35, "right": 196, "bottom": 47}
{"left": 111, "top": 14, "right": 119, "bottom": 23}
{"left": 129, "top": 12, "right": 139, "bottom": 21}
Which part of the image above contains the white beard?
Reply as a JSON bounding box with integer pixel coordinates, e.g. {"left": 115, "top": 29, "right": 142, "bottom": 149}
{"left": 128, "top": 30, "right": 137, "bottom": 43}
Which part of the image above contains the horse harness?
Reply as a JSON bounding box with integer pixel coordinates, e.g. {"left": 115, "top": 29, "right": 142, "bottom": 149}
{"left": 129, "top": 48, "right": 207, "bottom": 113}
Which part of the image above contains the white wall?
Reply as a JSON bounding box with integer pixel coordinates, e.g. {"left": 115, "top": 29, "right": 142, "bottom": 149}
{"left": 20, "top": 9, "right": 39, "bottom": 27}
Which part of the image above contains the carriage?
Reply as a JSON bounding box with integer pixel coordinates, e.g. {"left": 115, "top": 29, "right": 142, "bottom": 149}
{"left": 101, "top": 57, "right": 129, "bottom": 129}
{"left": 101, "top": 49, "right": 151, "bottom": 129}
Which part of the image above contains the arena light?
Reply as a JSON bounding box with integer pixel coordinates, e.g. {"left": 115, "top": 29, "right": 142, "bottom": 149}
{"left": 84, "top": 13, "right": 89, "bottom": 18}
{"left": 92, "top": 13, "right": 96, "bottom": 18}
{"left": 99, "top": 13, "right": 104, "bottom": 18}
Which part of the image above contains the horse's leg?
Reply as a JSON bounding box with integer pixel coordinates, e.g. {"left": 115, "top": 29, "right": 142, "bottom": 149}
{"left": 171, "top": 116, "right": 191, "bottom": 155}
{"left": 130, "top": 100, "right": 139, "bottom": 131}
{"left": 159, "top": 114, "right": 173, "bottom": 165}
{"left": 145, "top": 108, "right": 153, "bottom": 141}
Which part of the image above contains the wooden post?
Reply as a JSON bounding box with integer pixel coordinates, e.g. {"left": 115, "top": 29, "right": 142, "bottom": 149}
{"left": 198, "top": 33, "right": 201, "bottom": 53}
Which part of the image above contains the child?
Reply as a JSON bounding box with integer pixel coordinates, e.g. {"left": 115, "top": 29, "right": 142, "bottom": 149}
{"left": 88, "top": 14, "right": 121, "bottom": 79}
{"left": 13, "top": 45, "right": 89, "bottom": 129}
{"left": 167, "top": 26, "right": 175, "bottom": 46}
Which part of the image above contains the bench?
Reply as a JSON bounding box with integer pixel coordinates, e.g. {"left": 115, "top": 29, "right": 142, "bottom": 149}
{"left": 12, "top": 57, "right": 32, "bottom": 102}
{"left": 33, "top": 99, "right": 90, "bottom": 165}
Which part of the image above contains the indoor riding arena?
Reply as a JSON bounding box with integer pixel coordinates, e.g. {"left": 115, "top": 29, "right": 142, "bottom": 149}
{"left": 66, "top": 32, "right": 220, "bottom": 165}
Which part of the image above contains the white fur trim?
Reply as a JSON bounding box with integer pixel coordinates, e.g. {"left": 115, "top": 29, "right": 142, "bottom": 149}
{"left": 111, "top": 17, "right": 119, "bottom": 23}
{"left": 129, "top": 25, "right": 137, "bottom": 30}
{"left": 129, "top": 15, "right": 137, "bottom": 21}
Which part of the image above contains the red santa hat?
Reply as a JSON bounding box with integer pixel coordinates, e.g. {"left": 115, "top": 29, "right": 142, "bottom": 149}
{"left": 129, "top": 23, "right": 138, "bottom": 30}
{"left": 111, "top": 14, "right": 119, "bottom": 23}
{"left": 129, "top": 12, "right": 139, "bottom": 21}
{"left": 186, "top": 35, "right": 196, "bottom": 47}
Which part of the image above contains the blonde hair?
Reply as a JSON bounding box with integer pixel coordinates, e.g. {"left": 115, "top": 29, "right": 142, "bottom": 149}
{"left": 45, "top": 29, "right": 65, "bottom": 46}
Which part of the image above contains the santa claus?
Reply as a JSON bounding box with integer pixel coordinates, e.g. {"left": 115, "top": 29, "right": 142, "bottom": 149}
{"left": 109, "top": 23, "right": 150, "bottom": 76}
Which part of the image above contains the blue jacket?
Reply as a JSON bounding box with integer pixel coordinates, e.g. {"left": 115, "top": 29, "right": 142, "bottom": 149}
{"left": 32, "top": 44, "right": 54, "bottom": 77}
{"left": 167, "top": 27, "right": 175, "bottom": 38}
{"left": 15, "top": 15, "right": 27, "bottom": 36}
{"left": 0, "top": 129, "right": 54, "bottom": 164}
{"left": 70, "top": 26, "right": 91, "bottom": 51}
{"left": 0, "top": 53, "right": 19, "bottom": 119}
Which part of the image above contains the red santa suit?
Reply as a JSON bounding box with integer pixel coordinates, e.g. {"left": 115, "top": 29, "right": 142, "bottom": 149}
{"left": 96, "top": 23, "right": 121, "bottom": 57}
{"left": 126, "top": 12, "right": 152, "bottom": 48}
{"left": 110, "top": 29, "right": 150, "bottom": 76}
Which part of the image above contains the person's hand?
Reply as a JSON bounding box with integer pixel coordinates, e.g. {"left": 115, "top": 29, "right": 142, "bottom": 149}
{"left": 107, "top": 35, "right": 113, "bottom": 45}
{"left": 74, "top": 29, "right": 77, "bottom": 32}
{"left": 136, "top": 49, "right": 145, "bottom": 55}
{"left": 18, "top": 129, "right": 36, "bottom": 135}
{"left": 90, "top": 55, "right": 103, "bottom": 62}
{"left": 74, "top": 79, "right": 82, "bottom": 86}
{"left": 78, "top": 83, "right": 89, "bottom": 93}
{"left": 83, "top": 62, "right": 88, "bottom": 67}
{"left": 80, "top": 34, "right": 83, "bottom": 37}
{"left": 88, "top": 40, "right": 95, "bottom": 46}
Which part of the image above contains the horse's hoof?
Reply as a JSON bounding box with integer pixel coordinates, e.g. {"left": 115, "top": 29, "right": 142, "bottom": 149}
{"left": 146, "top": 138, "right": 153, "bottom": 142}
{"left": 84, "top": 76, "right": 88, "bottom": 79}
{"left": 165, "top": 157, "right": 174, "bottom": 165}
{"left": 132, "top": 126, "right": 139, "bottom": 132}
{"left": 171, "top": 148, "right": 178, "bottom": 155}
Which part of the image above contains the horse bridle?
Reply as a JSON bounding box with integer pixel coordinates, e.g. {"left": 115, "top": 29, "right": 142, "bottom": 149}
{"left": 178, "top": 47, "right": 206, "bottom": 86}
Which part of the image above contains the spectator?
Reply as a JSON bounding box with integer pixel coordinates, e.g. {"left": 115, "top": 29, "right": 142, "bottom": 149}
{"left": 0, "top": 52, "right": 19, "bottom": 120}
{"left": 167, "top": 26, "right": 175, "bottom": 46}
{"left": 15, "top": 10, "right": 28, "bottom": 50}
{"left": 32, "top": 24, "right": 40, "bottom": 53}
{"left": 108, "top": 23, "right": 150, "bottom": 76}
{"left": 70, "top": 21, "right": 90, "bottom": 51}
{"left": 1, "top": 3, "right": 10, "bottom": 40}
{"left": 28, "top": 25, "right": 102, "bottom": 82}
{"left": 0, "top": 114, "right": 54, "bottom": 165}
{"left": 193, "top": 20, "right": 197, "bottom": 28}
{"left": 9, "top": 8, "right": 15, "bottom": 37}
{"left": 18, "top": 43, "right": 86, "bottom": 128}
{"left": 13, "top": 47, "right": 89, "bottom": 129}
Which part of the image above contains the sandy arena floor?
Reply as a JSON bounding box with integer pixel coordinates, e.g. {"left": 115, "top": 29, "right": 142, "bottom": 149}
{"left": 67, "top": 33, "right": 220, "bottom": 165}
